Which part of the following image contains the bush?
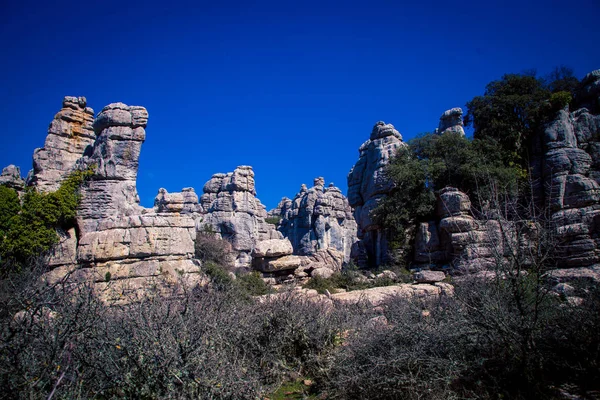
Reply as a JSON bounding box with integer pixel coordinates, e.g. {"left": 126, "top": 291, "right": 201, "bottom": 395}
{"left": 194, "top": 230, "right": 234, "bottom": 266}
{"left": 265, "top": 216, "right": 282, "bottom": 226}
{"left": 0, "top": 262, "right": 347, "bottom": 399}
{"left": 303, "top": 266, "right": 397, "bottom": 294}
{"left": 237, "top": 271, "right": 272, "bottom": 296}
{"left": 0, "top": 168, "right": 92, "bottom": 274}
{"left": 549, "top": 90, "right": 572, "bottom": 111}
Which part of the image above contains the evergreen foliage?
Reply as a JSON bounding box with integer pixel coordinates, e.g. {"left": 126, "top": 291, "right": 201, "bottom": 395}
{"left": 373, "top": 132, "right": 521, "bottom": 261}
{"left": 0, "top": 169, "right": 92, "bottom": 273}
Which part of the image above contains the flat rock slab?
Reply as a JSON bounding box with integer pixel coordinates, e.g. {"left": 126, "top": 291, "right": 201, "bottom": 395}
{"left": 331, "top": 283, "right": 453, "bottom": 306}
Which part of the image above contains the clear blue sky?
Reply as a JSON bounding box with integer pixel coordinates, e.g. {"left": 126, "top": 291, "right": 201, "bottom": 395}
{"left": 1, "top": 0, "right": 599, "bottom": 209}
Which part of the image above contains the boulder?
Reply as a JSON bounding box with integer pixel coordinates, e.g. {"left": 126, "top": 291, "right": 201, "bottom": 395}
{"left": 311, "top": 267, "right": 335, "bottom": 279}
{"left": 252, "top": 239, "right": 294, "bottom": 258}
{"left": 0, "top": 165, "right": 25, "bottom": 191}
{"left": 414, "top": 270, "right": 446, "bottom": 283}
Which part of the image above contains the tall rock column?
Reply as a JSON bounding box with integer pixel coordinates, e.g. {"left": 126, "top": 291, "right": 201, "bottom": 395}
{"left": 347, "top": 121, "right": 406, "bottom": 267}
{"left": 30, "top": 96, "right": 96, "bottom": 192}
{"left": 77, "top": 103, "right": 148, "bottom": 234}
{"left": 541, "top": 71, "right": 600, "bottom": 268}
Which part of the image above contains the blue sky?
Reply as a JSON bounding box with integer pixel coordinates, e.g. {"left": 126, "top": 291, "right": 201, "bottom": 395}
{"left": 1, "top": 0, "right": 599, "bottom": 209}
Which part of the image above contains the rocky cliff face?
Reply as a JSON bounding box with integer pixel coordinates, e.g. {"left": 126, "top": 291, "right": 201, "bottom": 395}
{"left": 539, "top": 70, "right": 600, "bottom": 268}
{"left": 199, "top": 166, "right": 283, "bottom": 269}
{"left": 34, "top": 99, "right": 204, "bottom": 302}
{"left": 347, "top": 121, "right": 406, "bottom": 266}
{"left": 271, "top": 178, "right": 357, "bottom": 263}
{"left": 30, "top": 96, "right": 96, "bottom": 192}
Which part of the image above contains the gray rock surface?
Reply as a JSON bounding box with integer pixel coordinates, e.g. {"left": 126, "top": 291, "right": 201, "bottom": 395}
{"left": 537, "top": 79, "right": 600, "bottom": 268}
{"left": 154, "top": 187, "right": 203, "bottom": 214}
{"left": 0, "top": 165, "right": 25, "bottom": 191}
{"left": 33, "top": 99, "right": 204, "bottom": 302}
{"left": 30, "top": 96, "right": 96, "bottom": 192}
{"left": 199, "top": 166, "right": 282, "bottom": 268}
{"left": 437, "top": 107, "right": 465, "bottom": 136}
{"left": 347, "top": 121, "right": 406, "bottom": 266}
{"left": 272, "top": 178, "right": 357, "bottom": 262}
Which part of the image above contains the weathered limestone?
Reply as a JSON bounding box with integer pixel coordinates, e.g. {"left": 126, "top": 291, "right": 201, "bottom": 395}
{"left": 272, "top": 178, "right": 357, "bottom": 262}
{"left": 31, "top": 99, "right": 205, "bottom": 302}
{"left": 77, "top": 103, "right": 149, "bottom": 234}
{"left": 154, "top": 187, "right": 203, "bottom": 214}
{"left": 347, "top": 121, "right": 406, "bottom": 267}
{"left": 0, "top": 165, "right": 25, "bottom": 192}
{"left": 199, "top": 166, "right": 282, "bottom": 269}
{"left": 436, "top": 107, "right": 465, "bottom": 136}
{"left": 537, "top": 73, "right": 600, "bottom": 268}
{"left": 30, "top": 96, "right": 96, "bottom": 192}
{"left": 252, "top": 239, "right": 294, "bottom": 258}
{"left": 413, "top": 187, "right": 516, "bottom": 273}
{"left": 331, "top": 282, "right": 453, "bottom": 306}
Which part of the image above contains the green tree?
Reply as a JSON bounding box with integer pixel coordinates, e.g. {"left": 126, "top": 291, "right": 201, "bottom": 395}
{"left": 373, "top": 133, "right": 522, "bottom": 265}
{"left": 464, "top": 73, "right": 550, "bottom": 166}
{"left": 546, "top": 65, "right": 580, "bottom": 94}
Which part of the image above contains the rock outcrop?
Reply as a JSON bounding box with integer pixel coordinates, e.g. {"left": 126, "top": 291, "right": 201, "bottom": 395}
{"left": 30, "top": 96, "right": 96, "bottom": 192}
{"left": 272, "top": 178, "right": 357, "bottom": 262}
{"left": 37, "top": 99, "right": 204, "bottom": 302}
{"left": 347, "top": 121, "right": 406, "bottom": 266}
{"left": 199, "top": 166, "right": 283, "bottom": 269}
{"left": 538, "top": 71, "right": 600, "bottom": 268}
{"left": 436, "top": 107, "right": 465, "bottom": 136}
{"left": 0, "top": 165, "right": 25, "bottom": 192}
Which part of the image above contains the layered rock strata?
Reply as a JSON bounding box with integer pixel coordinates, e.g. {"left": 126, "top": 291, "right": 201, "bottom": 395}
{"left": 347, "top": 121, "right": 406, "bottom": 266}
{"left": 539, "top": 71, "right": 600, "bottom": 268}
{"left": 199, "top": 166, "right": 283, "bottom": 269}
{"left": 271, "top": 178, "right": 357, "bottom": 262}
{"left": 30, "top": 96, "right": 96, "bottom": 192}
{"left": 35, "top": 99, "right": 204, "bottom": 302}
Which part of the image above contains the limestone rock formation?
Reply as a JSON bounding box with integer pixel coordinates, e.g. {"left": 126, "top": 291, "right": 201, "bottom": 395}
{"left": 154, "top": 187, "right": 203, "bottom": 214}
{"left": 538, "top": 73, "right": 600, "bottom": 268}
{"left": 0, "top": 165, "right": 25, "bottom": 191}
{"left": 272, "top": 178, "right": 357, "bottom": 263}
{"left": 347, "top": 121, "right": 406, "bottom": 266}
{"left": 413, "top": 187, "right": 517, "bottom": 273}
{"left": 267, "top": 197, "right": 292, "bottom": 221}
{"left": 76, "top": 103, "right": 149, "bottom": 234}
{"left": 30, "top": 96, "right": 96, "bottom": 192}
{"left": 31, "top": 99, "right": 205, "bottom": 302}
{"left": 436, "top": 107, "right": 465, "bottom": 136}
{"left": 199, "top": 166, "right": 282, "bottom": 269}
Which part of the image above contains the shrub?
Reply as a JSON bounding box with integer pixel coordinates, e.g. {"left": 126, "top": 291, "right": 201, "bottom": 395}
{"left": 549, "top": 90, "right": 572, "bottom": 111}
{"left": 194, "top": 230, "right": 234, "bottom": 265}
{"left": 237, "top": 271, "right": 272, "bottom": 296}
{"left": 0, "top": 168, "right": 92, "bottom": 274}
{"left": 265, "top": 216, "right": 282, "bottom": 226}
{"left": 202, "top": 260, "right": 235, "bottom": 289}
{"left": 0, "top": 261, "right": 347, "bottom": 399}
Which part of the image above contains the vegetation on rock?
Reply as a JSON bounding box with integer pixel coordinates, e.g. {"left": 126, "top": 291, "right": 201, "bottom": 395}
{"left": 0, "top": 168, "right": 92, "bottom": 274}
